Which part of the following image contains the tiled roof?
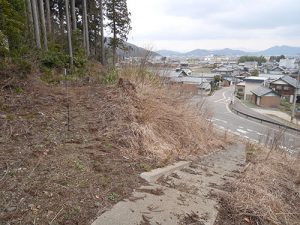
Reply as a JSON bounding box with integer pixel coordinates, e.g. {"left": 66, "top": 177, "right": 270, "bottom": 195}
{"left": 281, "top": 75, "right": 298, "bottom": 88}
{"left": 251, "top": 86, "right": 277, "bottom": 97}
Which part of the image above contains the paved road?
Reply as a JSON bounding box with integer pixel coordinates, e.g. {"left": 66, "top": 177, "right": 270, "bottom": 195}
{"left": 202, "top": 87, "right": 300, "bottom": 154}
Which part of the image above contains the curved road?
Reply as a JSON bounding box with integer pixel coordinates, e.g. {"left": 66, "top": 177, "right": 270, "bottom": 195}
{"left": 203, "top": 87, "right": 300, "bottom": 153}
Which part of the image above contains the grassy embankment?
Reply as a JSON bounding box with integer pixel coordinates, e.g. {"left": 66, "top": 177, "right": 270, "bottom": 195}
{"left": 0, "top": 62, "right": 227, "bottom": 224}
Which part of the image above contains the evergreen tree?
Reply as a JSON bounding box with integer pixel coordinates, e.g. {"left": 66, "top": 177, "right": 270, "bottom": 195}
{"left": 71, "top": 0, "right": 76, "bottom": 30}
{"left": 45, "top": 0, "right": 51, "bottom": 34}
{"left": 99, "top": 0, "right": 104, "bottom": 65}
{"left": 38, "top": 0, "right": 48, "bottom": 50}
{"left": 105, "top": 0, "right": 131, "bottom": 66}
{"left": 32, "top": 0, "right": 41, "bottom": 48}
{"left": 65, "top": 0, "right": 73, "bottom": 68}
{"left": 82, "top": 0, "right": 89, "bottom": 55}
{"left": 0, "top": 0, "right": 27, "bottom": 54}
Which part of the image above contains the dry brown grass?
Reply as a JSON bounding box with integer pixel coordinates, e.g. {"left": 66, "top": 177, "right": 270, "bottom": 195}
{"left": 112, "top": 66, "right": 226, "bottom": 163}
{"left": 217, "top": 143, "right": 300, "bottom": 225}
{"left": 0, "top": 64, "right": 227, "bottom": 224}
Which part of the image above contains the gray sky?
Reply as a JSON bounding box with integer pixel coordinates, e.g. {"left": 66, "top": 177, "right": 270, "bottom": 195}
{"left": 126, "top": 0, "right": 300, "bottom": 52}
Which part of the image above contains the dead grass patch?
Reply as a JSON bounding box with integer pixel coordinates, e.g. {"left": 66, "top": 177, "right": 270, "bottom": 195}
{"left": 0, "top": 66, "right": 227, "bottom": 224}
{"left": 216, "top": 144, "right": 300, "bottom": 225}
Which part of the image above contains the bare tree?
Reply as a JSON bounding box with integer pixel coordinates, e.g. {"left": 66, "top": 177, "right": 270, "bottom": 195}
{"left": 31, "top": 0, "right": 41, "bottom": 49}
{"left": 65, "top": 0, "right": 73, "bottom": 68}
{"left": 38, "top": 0, "right": 48, "bottom": 50}
{"left": 71, "top": 0, "right": 77, "bottom": 30}
{"left": 82, "top": 0, "right": 90, "bottom": 56}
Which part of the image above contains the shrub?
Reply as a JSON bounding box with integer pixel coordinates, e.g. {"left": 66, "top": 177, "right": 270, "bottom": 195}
{"left": 102, "top": 69, "right": 118, "bottom": 85}
{"left": 41, "top": 47, "right": 69, "bottom": 69}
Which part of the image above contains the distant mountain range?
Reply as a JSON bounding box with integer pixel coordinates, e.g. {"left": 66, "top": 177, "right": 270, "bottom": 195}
{"left": 157, "top": 45, "right": 300, "bottom": 57}
{"left": 116, "top": 42, "right": 160, "bottom": 58}
{"left": 104, "top": 37, "right": 160, "bottom": 57}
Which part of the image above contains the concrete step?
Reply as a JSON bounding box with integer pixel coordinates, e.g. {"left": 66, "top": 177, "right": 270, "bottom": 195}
{"left": 91, "top": 143, "right": 246, "bottom": 225}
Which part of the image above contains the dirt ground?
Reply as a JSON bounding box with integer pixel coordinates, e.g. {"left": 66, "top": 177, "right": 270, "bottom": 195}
{"left": 0, "top": 77, "right": 156, "bottom": 224}
{"left": 0, "top": 75, "right": 225, "bottom": 225}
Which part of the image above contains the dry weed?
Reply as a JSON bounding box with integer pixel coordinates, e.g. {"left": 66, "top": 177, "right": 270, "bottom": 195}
{"left": 112, "top": 74, "right": 226, "bottom": 162}
{"left": 218, "top": 146, "right": 300, "bottom": 225}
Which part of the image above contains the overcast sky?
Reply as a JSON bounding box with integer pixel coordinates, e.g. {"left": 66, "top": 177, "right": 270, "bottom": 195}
{"left": 126, "top": 0, "right": 300, "bottom": 52}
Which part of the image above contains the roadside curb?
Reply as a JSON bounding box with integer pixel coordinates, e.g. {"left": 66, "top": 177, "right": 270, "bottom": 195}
{"left": 230, "top": 103, "right": 300, "bottom": 133}
{"left": 140, "top": 161, "right": 191, "bottom": 183}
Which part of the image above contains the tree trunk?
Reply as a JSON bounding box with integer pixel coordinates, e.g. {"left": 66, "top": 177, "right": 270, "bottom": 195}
{"left": 99, "top": 0, "right": 105, "bottom": 65}
{"left": 26, "top": 0, "right": 34, "bottom": 44}
{"left": 38, "top": 0, "right": 48, "bottom": 50}
{"left": 65, "top": 0, "right": 73, "bottom": 68}
{"left": 31, "top": 0, "right": 41, "bottom": 49}
{"left": 113, "top": 21, "right": 116, "bottom": 67}
{"left": 71, "top": 0, "right": 77, "bottom": 30}
{"left": 45, "top": 0, "right": 51, "bottom": 34}
{"left": 82, "top": 0, "right": 90, "bottom": 56}
{"left": 58, "top": 2, "right": 64, "bottom": 37}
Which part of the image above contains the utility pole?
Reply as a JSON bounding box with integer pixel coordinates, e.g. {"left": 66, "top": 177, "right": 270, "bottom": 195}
{"left": 291, "top": 73, "right": 299, "bottom": 123}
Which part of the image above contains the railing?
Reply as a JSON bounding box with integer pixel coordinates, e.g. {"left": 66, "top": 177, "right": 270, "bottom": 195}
{"left": 230, "top": 104, "right": 300, "bottom": 134}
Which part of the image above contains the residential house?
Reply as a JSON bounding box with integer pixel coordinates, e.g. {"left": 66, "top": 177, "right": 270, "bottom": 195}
{"left": 222, "top": 77, "right": 233, "bottom": 87}
{"left": 211, "top": 67, "right": 234, "bottom": 76}
{"left": 242, "top": 76, "right": 268, "bottom": 100}
{"left": 171, "top": 77, "right": 211, "bottom": 95}
{"left": 259, "top": 74, "right": 284, "bottom": 87}
{"left": 251, "top": 86, "right": 281, "bottom": 108}
{"left": 270, "top": 75, "right": 299, "bottom": 103}
{"left": 279, "top": 58, "right": 297, "bottom": 69}
{"left": 235, "top": 71, "right": 250, "bottom": 79}
{"left": 178, "top": 69, "right": 192, "bottom": 77}
{"left": 244, "top": 61, "right": 258, "bottom": 70}
{"left": 261, "top": 62, "right": 277, "bottom": 74}
{"left": 199, "top": 82, "right": 212, "bottom": 93}
{"left": 269, "top": 66, "right": 287, "bottom": 75}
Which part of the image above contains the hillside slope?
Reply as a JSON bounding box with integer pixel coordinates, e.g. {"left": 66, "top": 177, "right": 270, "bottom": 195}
{"left": 0, "top": 70, "right": 226, "bottom": 224}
